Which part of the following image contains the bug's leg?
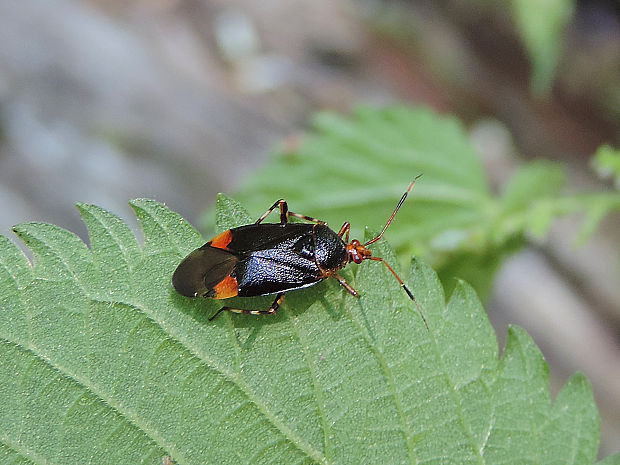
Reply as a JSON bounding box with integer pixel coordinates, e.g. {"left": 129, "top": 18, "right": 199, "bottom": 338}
{"left": 256, "top": 199, "right": 324, "bottom": 225}
{"left": 288, "top": 211, "right": 326, "bottom": 225}
{"left": 332, "top": 273, "right": 358, "bottom": 297}
{"left": 209, "top": 293, "right": 285, "bottom": 321}
{"left": 337, "top": 222, "right": 350, "bottom": 242}
{"left": 255, "top": 199, "right": 289, "bottom": 224}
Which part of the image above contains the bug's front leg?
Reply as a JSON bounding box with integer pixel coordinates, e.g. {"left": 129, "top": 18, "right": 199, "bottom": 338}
{"left": 209, "top": 293, "right": 286, "bottom": 321}
{"left": 332, "top": 273, "right": 358, "bottom": 297}
{"left": 337, "top": 222, "right": 350, "bottom": 242}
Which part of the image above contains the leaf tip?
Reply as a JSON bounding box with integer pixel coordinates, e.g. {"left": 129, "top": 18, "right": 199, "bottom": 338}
{"left": 75, "top": 202, "right": 97, "bottom": 217}
{"left": 564, "top": 371, "right": 593, "bottom": 394}
{"left": 11, "top": 223, "right": 31, "bottom": 238}
{"left": 129, "top": 198, "right": 158, "bottom": 209}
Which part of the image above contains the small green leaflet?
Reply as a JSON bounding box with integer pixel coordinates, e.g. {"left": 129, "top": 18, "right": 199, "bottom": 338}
{"left": 0, "top": 196, "right": 608, "bottom": 464}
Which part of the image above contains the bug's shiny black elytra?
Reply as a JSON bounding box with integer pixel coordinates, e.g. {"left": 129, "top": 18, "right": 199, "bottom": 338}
{"left": 173, "top": 175, "right": 425, "bottom": 323}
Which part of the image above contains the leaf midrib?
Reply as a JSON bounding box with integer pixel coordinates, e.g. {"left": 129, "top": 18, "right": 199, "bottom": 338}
{"left": 0, "top": 336, "right": 178, "bottom": 465}
{"left": 146, "top": 304, "right": 328, "bottom": 465}
{"left": 2, "top": 289, "right": 328, "bottom": 465}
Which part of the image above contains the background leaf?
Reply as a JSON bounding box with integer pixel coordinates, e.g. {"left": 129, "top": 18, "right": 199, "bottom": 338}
{"left": 510, "top": 0, "right": 576, "bottom": 95}
{"left": 0, "top": 197, "right": 608, "bottom": 464}
{"left": 230, "top": 107, "right": 620, "bottom": 297}
{"left": 592, "top": 145, "right": 620, "bottom": 188}
{"left": 236, "top": 106, "right": 491, "bottom": 251}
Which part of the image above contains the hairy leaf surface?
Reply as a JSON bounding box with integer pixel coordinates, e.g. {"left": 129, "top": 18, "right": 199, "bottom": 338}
{"left": 0, "top": 197, "right": 606, "bottom": 464}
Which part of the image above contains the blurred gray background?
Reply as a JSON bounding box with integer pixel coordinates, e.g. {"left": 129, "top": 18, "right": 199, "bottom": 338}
{"left": 0, "top": 0, "right": 619, "bottom": 456}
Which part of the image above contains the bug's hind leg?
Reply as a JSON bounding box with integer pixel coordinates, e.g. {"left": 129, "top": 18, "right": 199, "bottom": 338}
{"left": 288, "top": 211, "right": 325, "bottom": 225}
{"left": 254, "top": 198, "right": 325, "bottom": 226}
{"left": 209, "top": 293, "right": 285, "bottom": 321}
{"left": 255, "top": 200, "right": 288, "bottom": 224}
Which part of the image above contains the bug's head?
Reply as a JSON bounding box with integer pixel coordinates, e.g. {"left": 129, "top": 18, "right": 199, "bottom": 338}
{"left": 342, "top": 176, "right": 429, "bottom": 330}
{"left": 346, "top": 239, "right": 372, "bottom": 264}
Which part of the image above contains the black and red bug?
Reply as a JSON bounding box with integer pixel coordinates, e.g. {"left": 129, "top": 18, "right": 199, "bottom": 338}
{"left": 172, "top": 175, "right": 425, "bottom": 324}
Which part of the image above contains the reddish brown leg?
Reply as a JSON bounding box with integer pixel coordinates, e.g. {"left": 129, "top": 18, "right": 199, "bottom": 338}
{"left": 337, "top": 222, "right": 350, "bottom": 242}
{"left": 288, "top": 211, "right": 325, "bottom": 224}
{"left": 332, "top": 273, "right": 358, "bottom": 297}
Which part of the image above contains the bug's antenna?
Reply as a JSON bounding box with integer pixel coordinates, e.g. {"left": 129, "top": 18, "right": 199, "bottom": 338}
{"left": 369, "top": 256, "right": 429, "bottom": 330}
{"left": 364, "top": 174, "right": 422, "bottom": 247}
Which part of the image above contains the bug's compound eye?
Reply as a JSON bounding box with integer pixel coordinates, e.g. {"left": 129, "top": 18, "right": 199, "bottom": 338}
{"left": 347, "top": 240, "right": 366, "bottom": 264}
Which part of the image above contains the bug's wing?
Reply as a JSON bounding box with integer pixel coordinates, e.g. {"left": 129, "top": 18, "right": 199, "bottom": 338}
{"left": 172, "top": 245, "right": 238, "bottom": 297}
{"left": 227, "top": 223, "right": 313, "bottom": 253}
{"left": 234, "top": 248, "right": 323, "bottom": 297}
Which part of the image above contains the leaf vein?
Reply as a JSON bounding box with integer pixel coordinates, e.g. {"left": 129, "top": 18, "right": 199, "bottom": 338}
{"left": 347, "top": 299, "right": 418, "bottom": 464}
{"left": 0, "top": 337, "right": 182, "bottom": 465}
{"left": 287, "top": 308, "right": 333, "bottom": 464}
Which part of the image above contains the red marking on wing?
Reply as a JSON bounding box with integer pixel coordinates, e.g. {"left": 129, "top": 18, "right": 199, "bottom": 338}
{"left": 213, "top": 275, "right": 239, "bottom": 299}
{"left": 209, "top": 230, "right": 233, "bottom": 249}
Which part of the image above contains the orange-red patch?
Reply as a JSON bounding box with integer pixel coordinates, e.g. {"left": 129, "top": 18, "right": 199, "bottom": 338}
{"left": 209, "top": 229, "right": 232, "bottom": 249}
{"left": 213, "top": 275, "right": 239, "bottom": 299}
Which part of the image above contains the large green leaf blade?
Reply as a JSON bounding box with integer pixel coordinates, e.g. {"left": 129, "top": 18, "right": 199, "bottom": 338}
{"left": 0, "top": 236, "right": 32, "bottom": 344}
{"left": 486, "top": 326, "right": 551, "bottom": 464}
{"left": 0, "top": 197, "right": 605, "bottom": 464}
{"left": 0, "top": 340, "right": 165, "bottom": 464}
{"left": 76, "top": 202, "right": 141, "bottom": 303}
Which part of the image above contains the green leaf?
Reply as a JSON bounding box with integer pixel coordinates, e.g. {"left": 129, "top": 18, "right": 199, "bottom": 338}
{"left": 230, "top": 106, "right": 620, "bottom": 297}
{"left": 493, "top": 159, "right": 620, "bottom": 245}
{"left": 494, "top": 159, "right": 567, "bottom": 240}
{"left": 510, "top": 0, "right": 576, "bottom": 95}
{"left": 235, "top": 106, "right": 493, "bottom": 258}
{"left": 592, "top": 145, "right": 620, "bottom": 188}
{"left": 0, "top": 197, "right": 606, "bottom": 463}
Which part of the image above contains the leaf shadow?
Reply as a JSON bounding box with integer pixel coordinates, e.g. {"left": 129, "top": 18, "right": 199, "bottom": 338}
{"left": 231, "top": 282, "right": 336, "bottom": 349}
{"left": 170, "top": 278, "right": 348, "bottom": 351}
{"left": 169, "top": 291, "right": 218, "bottom": 326}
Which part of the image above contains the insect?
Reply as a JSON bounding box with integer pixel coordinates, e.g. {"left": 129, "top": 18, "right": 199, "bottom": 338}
{"left": 172, "top": 175, "right": 425, "bottom": 324}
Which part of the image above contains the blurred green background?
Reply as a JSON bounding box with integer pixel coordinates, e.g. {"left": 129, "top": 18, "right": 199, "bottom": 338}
{"left": 0, "top": 0, "right": 619, "bottom": 456}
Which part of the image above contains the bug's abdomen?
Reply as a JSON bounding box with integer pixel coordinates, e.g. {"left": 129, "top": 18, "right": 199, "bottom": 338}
{"left": 233, "top": 247, "right": 323, "bottom": 297}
